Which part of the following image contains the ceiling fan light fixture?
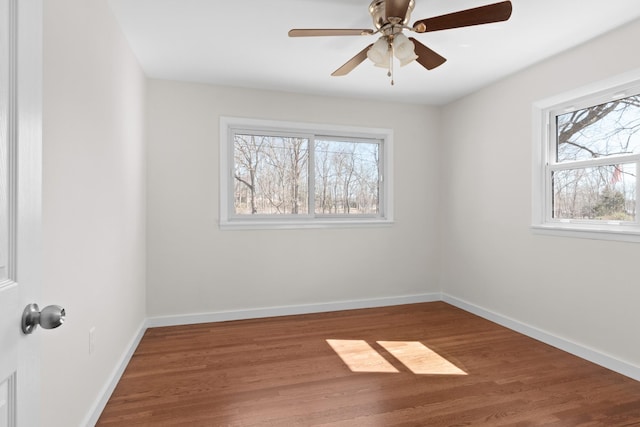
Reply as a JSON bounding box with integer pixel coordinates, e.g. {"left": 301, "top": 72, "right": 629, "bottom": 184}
{"left": 392, "top": 33, "right": 418, "bottom": 66}
{"left": 290, "top": 0, "right": 514, "bottom": 79}
{"left": 367, "top": 36, "right": 391, "bottom": 67}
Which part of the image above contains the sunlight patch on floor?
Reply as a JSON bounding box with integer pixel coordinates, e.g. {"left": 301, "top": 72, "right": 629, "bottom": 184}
{"left": 377, "top": 341, "right": 467, "bottom": 375}
{"left": 325, "top": 339, "right": 399, "bottom": 373}
{"left": 326, "top": 339, "right": 467, "bottom": 375}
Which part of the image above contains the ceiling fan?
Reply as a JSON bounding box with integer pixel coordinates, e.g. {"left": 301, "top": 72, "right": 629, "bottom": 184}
{"left": 288, "top": 0, "right": 512, "bottom": 82}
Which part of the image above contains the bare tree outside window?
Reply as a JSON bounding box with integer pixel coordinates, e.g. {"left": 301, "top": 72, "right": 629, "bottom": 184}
{"left": 233, "top": 133, "right": 381, "bottom": 217}
{"left": 221, "top": 118, "right": 392, "bottom": 229}
{"left": 552, "top": 95, "right": 640, "bottom": 221}
{"left": 314, "top": 139, "right": 379, "bottom": 215}
{"left": 234, "top": 134, "right": 309, "bottom": 215}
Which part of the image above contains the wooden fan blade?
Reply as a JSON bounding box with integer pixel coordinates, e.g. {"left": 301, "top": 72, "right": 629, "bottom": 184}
{"left": 385, "top": 0, "right": 412, "bottom": 21}
{"left": 409, "top": 38, "right": 446, "bottom": 70}
{"left": 288, "top": 29, "right": 374, "bottom": 37}
{"left": 413, "top": 1, "right": 512, "bottom": 33}
{"left": 331, "top": 44, "right": 373, "bottom": 76}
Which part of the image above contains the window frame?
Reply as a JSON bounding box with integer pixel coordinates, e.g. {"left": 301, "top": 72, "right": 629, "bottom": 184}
{"left": 532, "top": 69, "right": 640, "bottom": 243}
{"left": 219, "top": 116, "right": 394, "bottom": 230}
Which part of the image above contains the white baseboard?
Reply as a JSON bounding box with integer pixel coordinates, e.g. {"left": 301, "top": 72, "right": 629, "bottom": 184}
{"left": 146, "top": 293, "right": 441, "bottom": 328}
{"left": 442, "top": 293, "right": 640, "bottom": 382}
{"left": 83, "top": 319, "right": 148, "bottom": 427}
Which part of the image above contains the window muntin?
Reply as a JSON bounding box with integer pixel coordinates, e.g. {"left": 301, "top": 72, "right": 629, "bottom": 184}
{"left": 220, "top": 117, "right": 393, "bottom": 229}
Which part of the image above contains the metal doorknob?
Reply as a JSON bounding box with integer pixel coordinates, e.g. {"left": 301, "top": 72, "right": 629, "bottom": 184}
{"left": 21, "top": 303, "right": 66, "bottom": 334}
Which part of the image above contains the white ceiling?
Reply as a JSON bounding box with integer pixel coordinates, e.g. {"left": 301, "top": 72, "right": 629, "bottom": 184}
{"left": 107, "top": 0, "right": 640, "bottom": 105}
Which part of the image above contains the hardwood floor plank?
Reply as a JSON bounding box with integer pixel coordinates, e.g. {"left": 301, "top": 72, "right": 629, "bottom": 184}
{"left": 97, "top": 302, "right": 640, "bottom": 426}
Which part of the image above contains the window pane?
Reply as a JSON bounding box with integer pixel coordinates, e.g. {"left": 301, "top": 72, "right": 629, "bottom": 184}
{"left": 552, "top": 163, "right": 636, "bottom": 221}
{"left": 556, "top": 95, "right": 640, "bottom": 162}
{"left": 314, "top": 139, "right": 379, "bottom": 215}
{"left": 233, "top": 134, "right": 309, "bottom": 215}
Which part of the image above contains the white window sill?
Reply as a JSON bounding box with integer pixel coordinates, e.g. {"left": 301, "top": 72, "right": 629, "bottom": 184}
{"left": 531, "top": 224, "right": 640, "bottom": 243}
{"left": 220, "top": 218, "right": 394, "bottom": 231}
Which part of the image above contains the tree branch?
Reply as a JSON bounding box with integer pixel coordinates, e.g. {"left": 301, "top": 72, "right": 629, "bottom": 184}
{"left": 234, "top": 174, "right": 253, "bottom": 190}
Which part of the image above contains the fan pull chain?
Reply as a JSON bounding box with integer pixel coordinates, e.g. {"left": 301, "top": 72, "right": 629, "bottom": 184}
{"left": 388, "top": 41, "right": 394, "bottom": 86}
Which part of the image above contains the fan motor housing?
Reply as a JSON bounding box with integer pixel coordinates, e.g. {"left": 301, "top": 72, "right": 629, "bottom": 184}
{"left": 369, "top": 0, "right": 415, "bottom": 29}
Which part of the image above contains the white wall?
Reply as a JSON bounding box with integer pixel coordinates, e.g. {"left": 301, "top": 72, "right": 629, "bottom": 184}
{"left": 41, "top": 0, "right": 146, "bottom": 426}
{"left": 146, "top": 81, "right": 441, "bottom": 317}
{"left": 440, "top": 19, "right": 640, "bottom": 367}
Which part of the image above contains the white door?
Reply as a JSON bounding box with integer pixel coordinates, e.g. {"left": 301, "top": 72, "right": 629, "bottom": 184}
{"left": 0, "top": 0, "right": 43, "bottom": 426}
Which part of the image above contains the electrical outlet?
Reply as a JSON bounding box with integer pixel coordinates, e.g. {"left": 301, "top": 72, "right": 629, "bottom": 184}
{"left": 89, "top": 327, "right": 96, "bottom": 354}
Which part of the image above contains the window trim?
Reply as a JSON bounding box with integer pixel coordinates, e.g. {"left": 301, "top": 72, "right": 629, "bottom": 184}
{"left": 532, "top": 68, "right": 640, "bottom": 243}
{"left": 219, "top": 116, "right": 394, "bottom": 230}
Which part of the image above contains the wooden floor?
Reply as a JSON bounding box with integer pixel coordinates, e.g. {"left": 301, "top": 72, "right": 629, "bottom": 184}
{"left": 97, "top": 302, "right": 640, "bottom": 426}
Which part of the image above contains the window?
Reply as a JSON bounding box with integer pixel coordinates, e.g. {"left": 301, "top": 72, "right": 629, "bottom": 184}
{"left": 532, "top": 71, "right": 640, "bottom": 242}
{"left": 220, "top": 117, "right": 393, "bottom": 229}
